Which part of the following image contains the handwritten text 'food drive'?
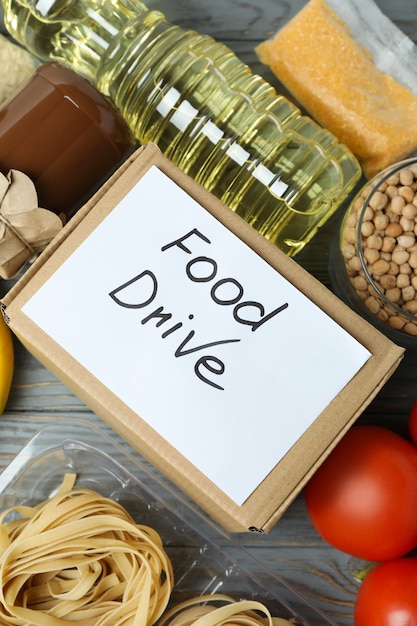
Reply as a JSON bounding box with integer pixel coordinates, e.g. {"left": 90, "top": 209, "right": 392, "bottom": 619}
{"left": 109, "top": 229, "right": 289, "bottom": 390}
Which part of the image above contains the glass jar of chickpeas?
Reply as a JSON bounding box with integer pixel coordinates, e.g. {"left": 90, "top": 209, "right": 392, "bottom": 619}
{"left": 331, "top": 157, "right": 417, "bottom": 347}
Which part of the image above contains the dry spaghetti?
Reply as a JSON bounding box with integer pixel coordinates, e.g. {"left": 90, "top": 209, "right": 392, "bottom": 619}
{"left": 158, "top": 594, "right": 294, "bottom": 626}
{"left": 0, "top": 474, "right": 174, "bottom": 625}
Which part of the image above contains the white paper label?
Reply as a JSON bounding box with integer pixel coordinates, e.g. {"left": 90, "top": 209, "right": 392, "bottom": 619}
{"left": 23, "top": 166, "right": 371, "bottom": 505}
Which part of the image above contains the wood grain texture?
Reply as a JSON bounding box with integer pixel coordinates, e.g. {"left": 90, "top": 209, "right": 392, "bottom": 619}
{"left": 1, "top": 1, "right": 417, "bottom": 624}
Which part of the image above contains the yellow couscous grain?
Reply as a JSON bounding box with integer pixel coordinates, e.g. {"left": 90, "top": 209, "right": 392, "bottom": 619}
{"left": 257, "top": 0, "right": 417, "bottom": 178}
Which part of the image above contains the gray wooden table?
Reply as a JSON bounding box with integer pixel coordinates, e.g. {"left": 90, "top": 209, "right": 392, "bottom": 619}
{"left": 1, "top": 1, "right": 417, "bottom": 625}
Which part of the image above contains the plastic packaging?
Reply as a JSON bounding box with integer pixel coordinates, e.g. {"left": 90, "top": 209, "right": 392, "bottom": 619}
{"left": 256, "top": 0, "right": 417, "bottom": 180}
{"left": 0, "top": 0, "right": 361, "bottom": 256}
{"left": 0, "top": 418, "right": 338, "bottom": 626}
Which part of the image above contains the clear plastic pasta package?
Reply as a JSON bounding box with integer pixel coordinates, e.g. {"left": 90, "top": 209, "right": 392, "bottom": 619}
{"left": 0, "top": 418, "right": 336, "bottom": 626}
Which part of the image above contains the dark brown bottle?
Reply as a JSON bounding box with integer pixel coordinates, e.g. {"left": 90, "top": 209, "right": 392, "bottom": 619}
{"left": 0, "top": 62, "right": 135, "bottom": 218}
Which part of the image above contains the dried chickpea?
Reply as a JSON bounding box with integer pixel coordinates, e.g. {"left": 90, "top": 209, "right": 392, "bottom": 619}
{"left": 399, "top": 216, "right": 414, "bottom": 232}
{"left": 369, "top": 191, "right": 388, "bottom": 211}
{"left": 385, "top": 222, "right": 403, "bottom": 238}
{"left": 391, "top": 249, "right": 409, "bottom": 265}
{"left": 343, "top": 242, "right": 356, "bottom": 260}
{"left": 386, "top": 185, "right": 399, "bottom": 200}
{"left": 390, "top": 195, "right": 406, "bottom": 214}
{"left": 399, "top": 186, "right": 415, "bottom": 203}
{"left": 346, "top": 213, "right": 358, "bottom": 228}
{"left": 404, "top": 300, "right": 417, "bottom": 315}
{"left": 351, "top": 275, "right": 368, "bottom": 291}
{"left": 385, "top": 287, "right": 401, "bottom": 303}
{"left": 377, "top": 308, "right": 389, "bottom": 322}
{"left": 380, "top": 274, "right": 397, "bottom": 290}
{"left": 352, "top": 197, "right": 365, "bottom": 212}
{"left": 374, "top": 213, "right": 389, "bottom": 231}
{"left": 387, "top": 211, "right": 401, "bottom": 224}
{"left": 361, "top": 221, "right": 374, "bottom": 237}
{"left": 347, "top": 256, "right": 362, "bottom": 272}
{"left": 388, "top": 315, "right": 405, "bottom": 330}
{"left": 399, "top": 263, "right": 412, "bottom": 275}
{"left": 381, "top": 236, "right": 396, "bottom": 253}
{"left": 402, "top": 204, "right": 417, "bottom": 220}
{"left": 372, "top": 259, "right": 390, "bottom": 275}
{"left": 363, "top": 206, "right": 375, "bottom": 222}
{"left": 402, "top": 286, "right": 416, "bottom": 301}
{"left": 344, "top": 226, "right": 357, "bottom": 245}
{"left": 404, "top": 323, "right": 417, "bottom": 336}
{"left": 397, "top": 233, "right": 415, "bottom": 249}
{"left": 363, "top": 247, "right": 380, "bottom": 265}
{"left": 365, "top": 296, "right": 380, "bottom": 314}
{"left": 367, "top": 283, "right": 379, "bottom": 298}
{"left": 399, "top": 169, "right": 414, "bottom": 186}
{"left": 387, "top": 173, "right": 400, "bottom": 186}
{"left": 388, "top": 261, "right": 399, "bottom": 275}
{"left": 396, "top": 273, "right": 410, "bottom": 289}
{"left": 366, "top": 234, "right": 382, "bottom": 250}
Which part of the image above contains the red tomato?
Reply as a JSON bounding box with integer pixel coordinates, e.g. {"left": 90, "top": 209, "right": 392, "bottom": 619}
{"left": 409, "top": 398, "right": 417, "bottom": 446}
{"left": 305, "top": 425, "right": 417, "bottom": 561}
{"left": 354, "top": 558, "right": 417, "bottom": 626}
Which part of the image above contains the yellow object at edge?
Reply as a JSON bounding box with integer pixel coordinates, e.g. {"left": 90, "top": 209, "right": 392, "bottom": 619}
{"left": 0, "top": 316, "right": 13, "bottom": 414}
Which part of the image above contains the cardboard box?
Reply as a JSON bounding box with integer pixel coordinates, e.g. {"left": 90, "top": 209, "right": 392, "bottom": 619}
{"left": 2, "top": 144, "right": 404, "bottom": 532}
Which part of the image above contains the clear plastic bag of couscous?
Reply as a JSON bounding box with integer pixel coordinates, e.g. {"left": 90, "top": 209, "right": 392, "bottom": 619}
{"left": 257, "top": 0, "right": 417, "bottom": 179}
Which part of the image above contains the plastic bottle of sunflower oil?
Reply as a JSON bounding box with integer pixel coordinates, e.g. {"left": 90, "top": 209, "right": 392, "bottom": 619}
{"left": 1, "top": 0, "right": 361, "bottom": 255}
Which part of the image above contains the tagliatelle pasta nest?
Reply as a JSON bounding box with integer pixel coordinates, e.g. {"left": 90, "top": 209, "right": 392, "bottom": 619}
{"left": 159, "top": 594, "right": 294, "bottom": 626}
{"left": 0, "top": 473, "right": 174, "bottom": 625}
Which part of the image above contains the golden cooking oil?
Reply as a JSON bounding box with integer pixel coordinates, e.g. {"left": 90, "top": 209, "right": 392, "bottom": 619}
{"left": 2, "top": 0, "right": 361, "bottom": 255}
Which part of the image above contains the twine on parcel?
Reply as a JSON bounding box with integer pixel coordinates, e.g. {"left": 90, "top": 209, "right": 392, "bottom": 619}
{"left": 0, "top": 169, "right": 63, "bottom": 279}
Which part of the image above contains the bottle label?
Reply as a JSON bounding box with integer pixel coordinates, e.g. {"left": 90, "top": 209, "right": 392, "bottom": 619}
{"left": 22, "top": 165, "right": 370, "bottom": 505}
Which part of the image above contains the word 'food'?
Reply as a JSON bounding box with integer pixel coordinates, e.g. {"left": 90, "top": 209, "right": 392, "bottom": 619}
{"left": 109, "top": 228, "right": 288, "bottom": 390}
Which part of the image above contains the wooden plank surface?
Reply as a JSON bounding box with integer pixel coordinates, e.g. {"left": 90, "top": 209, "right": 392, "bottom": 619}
{"left": 1, "top": 1, "right": 417, "bottom": 624}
